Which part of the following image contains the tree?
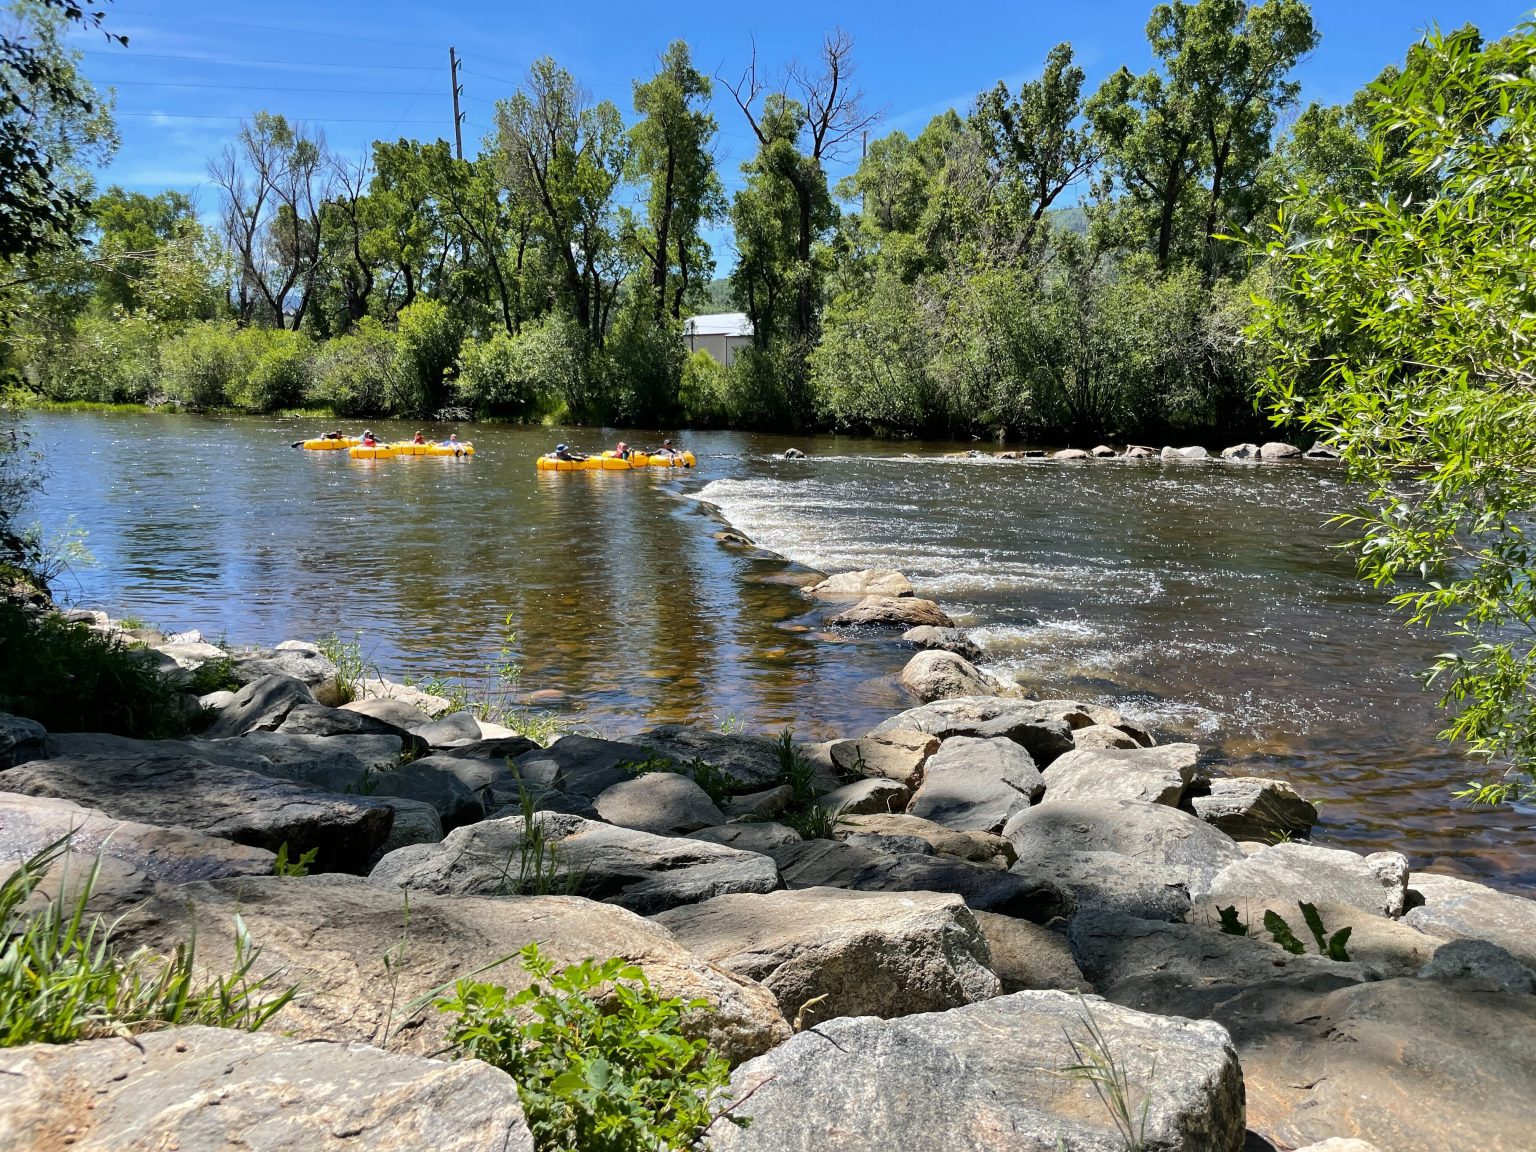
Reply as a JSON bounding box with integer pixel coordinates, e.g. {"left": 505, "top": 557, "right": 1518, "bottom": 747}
{"left": 1248, "top": 22, "right": 1536, "bottom": 804}
{"left": 87, "top": 186, "right": 199, "bottom": 312}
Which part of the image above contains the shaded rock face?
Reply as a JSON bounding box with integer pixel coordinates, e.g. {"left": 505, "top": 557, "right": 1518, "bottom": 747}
{"left": 1418, "top": 937, "right": 1536, "bottom": 994}
{"left": 901, "top": 625, "right": 983, "bottom": 662}
{"left": 829, "top": 728, "right": 938, "bottom": 787}
{"left": 871, "top": 696, "right": 1075, "bottom": 766}
{"left": 1206, "top": 842, "right": 1410, "bottom": 919}
{"left": 229, "top": 643, "right": 344, "bottom": 706}
{"left": 654, "top": 887, "right": 999, "bottom": 1023}
{"left": 631, "top": 726, "right": 787, "bottom": 793}
{"left": 435, "top": 735, "right": 541, "bottom": 762}
{"left": 709, "top": 991, "right": 1247, "bottom": 1152}
{"left": 370, "top": 812, "right": 780, "bottom": 915}
{"left": 689, "top": 823, "right": 802, "bottom": 853}
{"left": 1404, "top": 871, "right": 1536, "bottom": 969}
{"left": 201, "top": 673, "right": 318, "bottom": 738}
{"left": 971, "top": 910, "right": 1090, "bottom": 993}
{"left": 112, "top": 875, "right": 789, "bottom": 1064}
{"left": 0, "top": 712, "right": 46, "bottom": 769}
{"left": 803, "top": 569, "right": 914, "bottom": 602}
{"left": 819, "top": 776, "right": 909, "bottom": 815}
{"left": 0, "top": 1025, "right": 534, "bottom": 1152}
{"left": 838, "top": 812, "right": 1015, "bottom": 868}
{"left": 828, "top": 595, "right": 956, "bottom": 629}
{"left": 1040, "top": 743, "right": 1202, "bottom": 807}
{"left": 593, "top": 772, "right": 725, "bottom": 835}
{"left": 899, "top": 649, "right": 1009, "bottom": 703}
{"left": 216, "top": 730, "right": 406, "bottom": 775}
{"left": 906, "top": 736, "right": 1043, "bottom": 833}
{"left": 0, "top": 753, "right": 393, "bottom": 873}
{"left": 511, "top": 734, "right": 656, "bottom": 805}
{"left": 1191, "top": 776, "right": 1318, "bottom": 841}
{"left": 1011, "top": 851, "right": 1196, "bottom": 923}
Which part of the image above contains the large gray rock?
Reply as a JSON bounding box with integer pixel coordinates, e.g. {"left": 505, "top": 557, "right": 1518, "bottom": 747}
{"left": 0, "top": 753, "right": 393, "bottom": 873}
{"left": 829, "top": 728, "right": 938, "bottom": 787}
{"left": 1191, "top": 776, "right": 1318, "bottom": 841}
{"left": 0, "top": 712, "right": 46, "bottom": 769}
{"left": 0, "top": 1025, "right": 533, "bottom": 1152}
{"left": 1041, "top": 743, "right": 1202, "bottom": 807}
{"left": 710, "top": 991, "right": 1246, "bottom": 1152}
{"left": 689, "top": 823, "right": 802, "bottom": 853}
{"left": 510, "top": 734, "right": 655, "bottom": 803}
{"left": 654, "top": 887, "right": 999, "bottom": 1022}
{"left": 341, "top": 695, "right": 437, "bottom": 731}
{"left": 435, "top": 735, "right": 542, "bottom": 762}
{"left": 871, "top": 696, "right": 1075, "bottom": 766}
{"left": 899, "top": 650, "right": 1009, "bottom": 703}
{"left": 230, "top": 642, "right": 344, "bottom": 706}
{"left": 828, "top": 595, "right": 956, "bottom": 629}
{"left": 594, "top": 772, "right": 725, "bottom": 835}
{"left": 1161, "top": 445, "right": 1209, "bottom": 460}
{"left": 406, "top": 752, "right": 529, "bottom": 815}
{"left": 277, "top": 703, "right": 425, "bottom": 753}
{"left": 201, "top": 673, "right": 317, "bottom": 738}
{"left": 804, "top": 569, "right": 914, "bottom": 601}
{"left": 1417, "top": 937, "right": 1536, "bottom": 994}
{"left": 1220, "top": 442, "right": 1260, "bottom": 460}
{"left": 1011, "top": 851, "right": 1197, "bottom": 922}
{"left": 632, "top": 725, "right": 787, "bottom": 792}
{"left": 370, "top": 812, "right": 779, "bottom": 914}
{"left": 818, "top": 776, "right": 909, "bottom": 815}
{"left": 838, "top": 812, "right": 1015, "bottom": 868}
{"left": 902, "top": 626, "right": 983, "bottom": 662}
{"left": 1068, "top": 723, "right": 1143, "bottom": 751}
{"left": 1004, "top": 800, "right": 1244, "bottom": 901}
{"left": 1404, "top": 871, "right": 1536, "bottom": 969}
{"left": 215, "top": 730, "right": 405, "bottom": 775}
{"left": 771, "top": 838, "right": 1072, "bottom": 922}
{"left": 906, "top": 736, "right": 1044, "bottom": 833}
{"left": 113, "top": 875, "right": 789, "bottom": 1064}
{"left": 1206, "top": 842, "right": 1410, "bottom": 919}
{"left": 1259, "top": 440, "right": 1302, "bottom": 459}
{"left": 415, "top": 710, "right": 482, "bottom": 746}
{"left": 374, "top": 796, "right": 445, "bottom": 855}
{"left": 973, "top": 910, "right": 1090, "bottom": 993}
{"left": 367, "top": 760, "right": 485, "bottom": 831}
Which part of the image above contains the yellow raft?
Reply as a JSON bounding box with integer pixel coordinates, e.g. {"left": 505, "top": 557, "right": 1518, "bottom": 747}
{"left": 536, "top": 450, "right": 695, "bottom": 471}
{"left": 300, "top": 437, "right": 359, "bottom": 450}
{"left": 388, "top": 442, "right": 475, "bottom": 457}
{"left": 349, "top": 444, "right": 395, "bottom": 460}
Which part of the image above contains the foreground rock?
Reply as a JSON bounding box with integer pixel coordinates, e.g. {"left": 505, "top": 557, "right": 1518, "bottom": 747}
{"left": 709, "top": 991, "right": 1245, "bottom": 1152}
{"left": 0, "top": 1025, "right": 533, "bottom": 1152}
{"left": 1040, "top": 743, "right": 1202, "bottom": 807}
{"left": 804, "top": 569, "right": 913, "bottom": 601}
{"left": 900, "top": 649, "right": 1011, "bottom": 702}
{"left": 1404, "top": 871, "right": 1536, "bottom": 969}
{"left": 371, "top": 812, "right": 779, "bottom": 914}
{"left": 654, "top": 887, "right": 999, "bottom": 1022}
{"left": 1206, "top": 841, "right": 1410, "bottom": 919}
{"left": 872, "top": 697, "right": 1075, "bottom": 766}
{"left": 906, "top": 736, "right": 1043, "bottom": 833}
{"left": 115, "top": 875, "right": 790, "bottom": 1063}
{"left": 828, "top": 728, "right": 937, "bottom": 787}
{"left": 1191, "top": 776, "right": 1318, "bottom": 841}
{"left": 0, "top": 753, "right": 393, "bottom": 872}
{"left": 973, "top": 910, "right": 1089, "bottom": 992}
{"left": 0, "top": 712, "right": 46, "bottom": 769}
{"left": 901, "top": 625, "right": 983, "bottom": 662}
{"left": 829, "top": 595, "right": 956, "bottom": 629}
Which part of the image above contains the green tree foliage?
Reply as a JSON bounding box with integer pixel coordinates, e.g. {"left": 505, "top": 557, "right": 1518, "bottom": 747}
{"left": 1248, "top": 22, "right": 1536, "bottom": 803}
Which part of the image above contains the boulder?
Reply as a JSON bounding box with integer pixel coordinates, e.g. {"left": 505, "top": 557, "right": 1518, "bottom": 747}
{"left": 1053, "top": 448, "right": 1091, "bottom": 460}
{"left": 829, "top": 595, "right": 956, "bottom": 629}
{"left": 1206, "top": 842, "right": 1410, "bottom": 919}
{"left": 1068, "top": 723, "right": 1142, "bottom": 750}
{"left": 511, "top": 734, "right": 657, "bottom": 803}
{"left": 1123, "top": 445, "right": 1157, "bottom": 458}
{"left": 1259, "top": 440, "right": 1302, "bottom": 459}
{"left": 901, "top": 625, "right": 983, "bottom": 662}
{"left": 1418, "top": 938, "right": 1536, "bottom": 994}
{"left": 907, "top": 736, "right": 1043, "bottom": 833}
{"left": 709, "top": 991, "right": 1245, "bottom": 1152}
{"left": 803, "top": 569, "right": 914, "bottom": 601}
{"left": 215, "top": 730, "right": 406, "bottom": 775}
{"left": 113, "top": 875, "right": 789, "bottom": 1064}
{"left": 872, "top": 696, "right": 1075, "bottom": 766}
{"left": 782, "top": 447, "right": 806, "bottom": 459}
{"left": 370, "top": 812, "right": 779, "bottom": 915}
{"left": 1091, "top": 444, "right": 1117, "bottom": 458}
{"left": 838, "top": 812, "right": 1015, "bottom": 868}
{"left": 1011, "top": 851, "right": 1196, "bottom": 922}
{"left": 632, "top": 725, "right": 787, "bottom": 792}
{"left": 594, "top": 772, "right": 726, "bottom": 835}
{"left": 1004, "top": 800, "right": 1245, "bottom": 901}
{"left": 654, "top": 887, "right": 999, "bottom": 1022}
{"left": 723, "top": 784, "right": 794, "bottom": 820}
{"left": 0, "top": 712, "right": 46, "bottom": 769}
{"left": 277, "top": 703, "right": 425, "bottom": 752}
{"left": 151, "top": 639, "right": 228, "bottom": 671}
{"left": 818, "top": 776, "right": 909, "bottom": 815}
{"left": 771, "top": 838, "right": 1071, "bottom": 922}
{"left": 201, "top": 673, "right": 318, "bottom": 738}
{"left": 1041, "top": 743, "right": 1202, "bottom": 807}
{"left": 1189, "top": 897, "right": 1440, "bottom": 977}
{"left": 396, "top": 753, "right": 528, "bottom": 816}
{"left": 375, "top": 796, "right": 445, "bottom": 856}
{"left": 352, "top": 677, "right": 455, "bottom": 718}
{"left": 435, "top": 734, "right": 542, "bottom": 761}
{"left": 230, "top": 643, "right": 344, "bottom": 706}
{"left": 341, "top": 695, "right": 437, "bottom": 731}
{"left": 0, "top": 1025, "right": 533, "bottom": 1152}
{"left": 414, "top": 711, "right": 483, "bottom": 746}
{"left": 1220, "top": 443, "right": 1260, "bottom": 460}
{"left": 899, "top": 649, "right": 1009, "bottom": 702}
{"left": 0, "top": 753, "right": 392, "bottom": 873}
{"left": 689, "top": 823, "right": 802, "bottom": 853}
{"left": 1161, "top": 445, "right": 1209, "bottom": 459}
{"left": 829, "top": 728, "right": 938, "bottom": 787}
{"left": 972, "top": 910, "right": 1090, "bottom": 992}
{"left": 1303, "top": 443, "right": 1343, "bottom": 460}
{"left": 367, "top": 760, "right": 485, "bottom": 831}
{"left": 1403, "top": 871, "right": 1536, "bottom": 969}
{"left": 1191, "top": 776, "right": 1319, "bottom": 841}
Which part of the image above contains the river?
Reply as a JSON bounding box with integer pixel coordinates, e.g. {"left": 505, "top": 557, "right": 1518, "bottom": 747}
{"left": 23, "top": 411, "right": 1536, "bottom": 894}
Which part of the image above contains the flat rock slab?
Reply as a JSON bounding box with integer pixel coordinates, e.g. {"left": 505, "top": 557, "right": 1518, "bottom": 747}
{"left": 871, "top": 697, "right": 1075, "bottom": 766}
{"left": 973, "top": 910, "right": 1090, "bottom": 993}
{"left": 709, "top": 990, "right": 1245, "bottom": 1152}
{"left": 829, "top": 595, "right": 956, "bottom": 629}
{"left": 594, "top": 771, "right": 726, "bottom": 835}
{"left": 902, "top": 625, "right": 983, "bottom": 662}
{"left": 900, "top": 650, "right": 1010, "bottom": 703}
{"left": 829, "top": 728, "right": 938, "bottom": 787}
{"left": 0, "top": 1025, "right": 532, "bottom": 1152}
{"left": 907, "top": 736, "right": 1044, "bottom": 833}
{"left": 1004, "top": 799, "right": 1244, "bottom": 901}
{"left": 771, "top": 838, "right": 1072, "bottom": 922}
{"left": 839, "top": 812, "right": 1015, "bottom": 867}
{"left": 1206, "top": 842, "right": 1410, "bottom": 919}
{"left": 114, "top": 875, "right": 787, "bottom": 1064}
{"left": 804, "top": 569, "right": 914, "bottom": 601}
{"left": 1191, "top": 776, "right": 1319, "bottom": 841}
{"left": 633, "top": 725, "right": 788, "bottom": 792}
{"left": 0, "top": 754, "right": 393, "bottom": 873}
{"left": 690, "top": 823, "right": 802, "bottom": 853}
{"left": 1041, "top": 743, "right": 1201, "bottom": 807}
{"left": 654, "top": 887, "right": 999, "bottom": 1022}
{"left": 1405, "top": 871, "right": 1536, "bottom": 969}
{"left": 370, "top": 812, "right": 780, "bottom": 915}
{"left": 1011, "top": 850, "right": 1196, "bottom": 922}
{"left": 214, "top": 730, "right": 405, "bottom": 774}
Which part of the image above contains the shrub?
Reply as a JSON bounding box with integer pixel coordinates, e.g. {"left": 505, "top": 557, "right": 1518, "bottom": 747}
{"left": 457, "top": 329, "right": 534, "bottom": 417}
{"left": 159, "top": 321, "right": 249, "bottom": 409}
{"left": 605, "top": 296, "right": 685, "bottom": 424}
{"left": 436, "top": 942, "right": 736, "bottom": 1152}
{"left": 677, "top": 349, "right": 728, "bottom": 426}
{"left": 309, "top": 317, "right": 397, "bottom": 416}
{"left": 29, "top": 311, "right": 165, "bottom": 404}
{"left": 391, "top": 299, "right": 463, "bottom": 417}
{"left": 231, "top": 327, "right": 313, "bottom": 411}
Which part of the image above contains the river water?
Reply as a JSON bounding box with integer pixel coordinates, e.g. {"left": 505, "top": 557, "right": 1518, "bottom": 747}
{"left": 24, "top": 411, "right": 1536, "bottom": 893}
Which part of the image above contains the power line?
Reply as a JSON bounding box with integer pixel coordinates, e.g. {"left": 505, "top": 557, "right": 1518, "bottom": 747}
{"left": 116, "top": 111, "right": 448, "bottom": 125}
{"left": 97, "top": 78, "right": 435, "bottom": 96}
{"left": 83, "top": 50, "right": 436, "bottom": 72}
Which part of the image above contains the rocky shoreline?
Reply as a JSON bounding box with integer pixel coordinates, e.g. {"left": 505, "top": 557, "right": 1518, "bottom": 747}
{"left": 3, "top": 584, "right": 1535, "bottom": 1151}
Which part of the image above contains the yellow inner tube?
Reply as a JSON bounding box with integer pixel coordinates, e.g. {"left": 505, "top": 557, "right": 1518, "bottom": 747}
{"left": 349, "top": 444, "right": 395, "bottom": 459}
{"left": 300, "top": 437, "right": 359, "bottom": 450}
{"left": 536, "top": 450, "right": 694, "bottom": 471}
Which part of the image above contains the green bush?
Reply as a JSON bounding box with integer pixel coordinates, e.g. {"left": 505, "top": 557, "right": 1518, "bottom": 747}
{"left": 160, "top": 321, "right": 248, "bottom": 409}
{"left": 309, "top": 317, "right": 397, "bottom": 416}
{"left": 0, "top": 600, "right": 187, "bottom": 738}
{"left": 29, "top": 311, "right": 166, "bottom": 405}
{"left": 677, "top": 349, "right": 727, "bottom": 425}
{"left": 231, "top": 328, "right": 314, "bottom": 411}
{"left": 391, "top": 299, "right": 463, "bottom": 417}
{"left": 437, "top": 942, "right": 735, "bottom": 1152}
{"left": 521, "top": 317, "right": 600, "bottom": 422}
{"left": 605, "top": 294, "right": 685, "bottom": 423}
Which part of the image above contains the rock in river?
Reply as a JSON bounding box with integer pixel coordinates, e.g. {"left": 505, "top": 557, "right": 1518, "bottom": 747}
{"left": 803, "top": 569, "right": 914, "bottom": 601}
{"left": 899, "top": 649, "right": 1011, "bottom": 703}
{"left": 871, "top": 696, "right": 1075, "bottom": 766}
{"left": 828, "top": 595, "right": 956, "bottom": 629}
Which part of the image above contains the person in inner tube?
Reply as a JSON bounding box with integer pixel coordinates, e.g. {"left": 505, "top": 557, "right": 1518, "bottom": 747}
{"left": 446, "top": 432, "right": 466, "bottom": 457}
{"left": 614, "top": 439, "right": 632, "bottom": 460}
{"left": 553, "top": 442, "right": 588, "bottom": 461}
{"left": 361, "top": 429, "right": 379, "bottom": 447}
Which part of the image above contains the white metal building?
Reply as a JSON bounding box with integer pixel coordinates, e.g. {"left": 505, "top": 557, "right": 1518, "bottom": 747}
{"left": 683, "top": 312, "right": 754, "bottom": 366}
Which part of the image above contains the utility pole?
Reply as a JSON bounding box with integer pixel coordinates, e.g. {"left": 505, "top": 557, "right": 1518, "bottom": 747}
{"left": 449, "top": 47, "right": 465, "bottom": 159}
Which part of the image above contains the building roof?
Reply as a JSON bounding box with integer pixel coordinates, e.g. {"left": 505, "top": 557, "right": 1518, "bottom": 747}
{"left": 684, "top": 312, "right": 754, "bottom": 338}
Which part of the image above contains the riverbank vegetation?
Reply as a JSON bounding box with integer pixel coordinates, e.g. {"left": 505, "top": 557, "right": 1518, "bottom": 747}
{"left": 0, "top": 0, "right": 1502, "bottom": 443}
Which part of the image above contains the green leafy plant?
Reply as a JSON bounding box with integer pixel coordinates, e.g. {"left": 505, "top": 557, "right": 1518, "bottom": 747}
{"left": 1216, "top": 902, "right": 1351, "bottom": 962}
{"left": 498, "top": 786, "right": 580, "bottom": 897}
{"left": 783, "top": 803, "right": 844, "bottom": 841}
{"left": 1262, "top": 909, "right": 1306, "bottom": 956}
{"left": 317, "top": 630, "right": 373, "bottom": 705}
{"left": 0, "top": 836, "right": 296, "bottom": 1047}
{"left": 1299, "top": 901, "right": 1352, "bottom": 962}
{"left": 187, "top": 654, "right": 239, "bottom": 696}
{"left": 1060, "top": 994, "right": 1153, "bottom": 1152}
{"left": 272, "top": 842, "right": 318, "bottom": 878}
{"left": 436, "top": 941, "right": 737, "bottom": 1152}
{"left": 775, "top": 729, "right": 816, "bottom": 806}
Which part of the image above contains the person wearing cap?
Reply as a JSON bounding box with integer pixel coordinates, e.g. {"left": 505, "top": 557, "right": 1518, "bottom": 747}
{"left": 553, "top": 442, "right": 587, "bottom": 461}
{"left": 361, "top": 429, "right": 378, "bottom": 446}
{"left": 654, "top": 437, "right": 678, "bottom": 459}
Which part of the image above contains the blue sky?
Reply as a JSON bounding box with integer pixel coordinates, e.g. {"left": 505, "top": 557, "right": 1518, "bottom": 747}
{"left": 72, "top": 0, "right": 1533, "bottom": 257}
